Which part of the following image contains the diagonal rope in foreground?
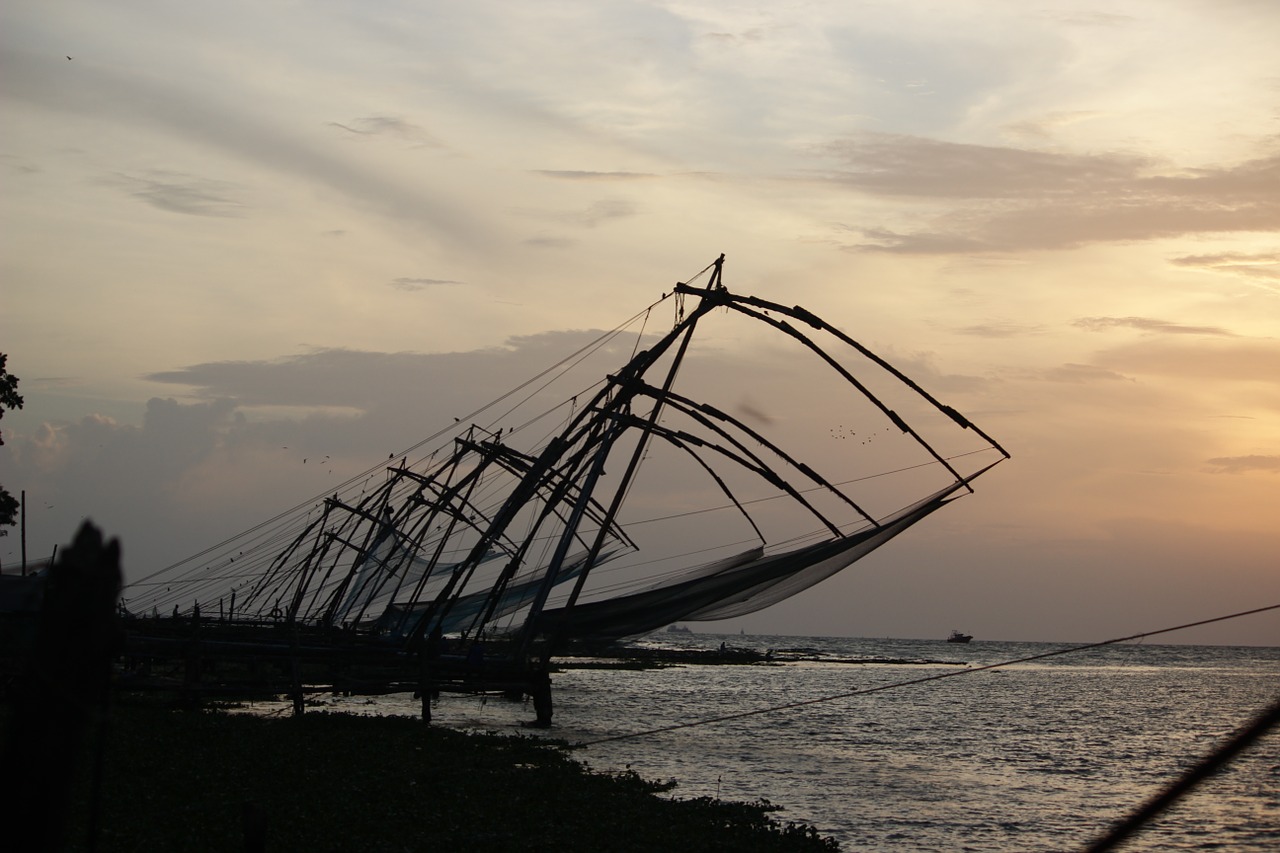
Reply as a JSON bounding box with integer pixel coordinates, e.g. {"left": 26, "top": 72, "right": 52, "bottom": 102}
{"left": 1080, "top": 693, "right": 1280, "bottom": 852}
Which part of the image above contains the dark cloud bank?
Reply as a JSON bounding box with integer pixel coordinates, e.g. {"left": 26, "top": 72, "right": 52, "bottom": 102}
{"left": 817, "top": 133, "right": 1280, "bottom": 253}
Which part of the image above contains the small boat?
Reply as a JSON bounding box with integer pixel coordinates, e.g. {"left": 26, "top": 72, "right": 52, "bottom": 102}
{"left": 947, "top": 630, "right": 973, "bottom": 643}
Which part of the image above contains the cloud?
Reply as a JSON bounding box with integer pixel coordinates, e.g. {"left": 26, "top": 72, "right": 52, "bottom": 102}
{"left": 145, "top": 349, "right": 436, "bottom": 409}
{"left": 820, "top": 133, "right": 1280, "bottom": 253}
{"left": 1037, "top": 364, "right": 1132, "bottom": 384}
{"left": 524, "top": 236, "right": 577, "bottom": 249}
{"left": 954, "top": 321, "right": 1046, "bottom": 338}
{"left": 1090, "top": 338, "right": 1280, "bottom": 384}
{"left": 534, "top": 170, "right": 658, "bottom": 181}
{"left": 90, "top": 332, "right": 657, "bottom": 509}
{"left": 516, "top": 199, "right": 637, "bottom": 228}
{"left": 328, "top": 116, "right": 442, "bottom": 147}
{"left": 849, "top": 228, "right": 987, "bottom": 254}
{"left": 1205, "top": 455, "right": 1280, "bottom": 474}
{"left": 5, "top": 398, "right": 237, "bottom": 546}
{"left": 1004, "top": 111, "right": 1105, "bottom": 142}
{"left": 2, "top": 152, "right": 42, "bottom": 175}
{"left": 1170, "top": 251, "right": 1280, "bottom": 289}
{"left": 820, "top": 133, "right": 1152, "bottom": 200}
{"left": 0, "top": 394, "right": 413, "bottom": 574}
{"left": 702, "top": 28, "right": 767, "bottom": 46}
{"left": 883, "top": 352, "right": 992, "bottom": 395}
{"left": 1, "top": 46, "right": 484, "bottom": 246}
{"left": 390, "top": 277, "right": 464, "bottom": 291}
{"left": 101, "top": 170, "right": 244, "bottom": 217}
{"left": 1072, "top": 317, "right": 1237, "bottom": 336}
{"left": 141, "top": 332, "right": 623, "bottom": 411}
{"left": 1043, "top": 11, "right": 1137, "bottom": 27}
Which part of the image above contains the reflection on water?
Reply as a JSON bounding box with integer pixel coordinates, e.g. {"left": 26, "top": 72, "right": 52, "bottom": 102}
{"left": 280, "top": 636, "right": 1280, "bottom": 851}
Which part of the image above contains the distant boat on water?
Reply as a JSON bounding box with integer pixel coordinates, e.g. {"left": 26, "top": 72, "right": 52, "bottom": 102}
{"left": 667, "top": 624, "right": 693, "bottom": 634}
{"left": 947, "top": 630, "right": 973, "bottom": 643}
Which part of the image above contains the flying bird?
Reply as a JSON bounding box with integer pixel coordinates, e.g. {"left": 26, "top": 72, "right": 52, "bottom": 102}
{"left": 66, "top": 56, "right": 73, "bottom": 60}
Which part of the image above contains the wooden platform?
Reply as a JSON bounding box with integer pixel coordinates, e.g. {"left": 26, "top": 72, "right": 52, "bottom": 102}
{"left": 115, "top": 616, "right": 554, "bottom": 724}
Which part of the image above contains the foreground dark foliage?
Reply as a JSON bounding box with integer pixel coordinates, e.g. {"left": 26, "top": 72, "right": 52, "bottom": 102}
{"left": 31, "top": 700, "right": 836, "bottom": 852}
{"left": 0, "top": 522, "right": 121, "bottom": 851}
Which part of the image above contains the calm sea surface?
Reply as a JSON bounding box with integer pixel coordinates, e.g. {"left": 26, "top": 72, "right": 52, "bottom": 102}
{"left": 301, "top": 635, "right": 1280, "bottom": 851}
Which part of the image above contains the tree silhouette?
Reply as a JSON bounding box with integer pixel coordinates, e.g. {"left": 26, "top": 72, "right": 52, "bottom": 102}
{"left": 0, "top": 352, "right": 23, "bottom": 535}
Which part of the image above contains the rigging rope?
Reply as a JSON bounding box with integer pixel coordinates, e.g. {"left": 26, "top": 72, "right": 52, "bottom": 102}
{"left": 620, "top": 447, "right": 997, "bottom": 529}
{"left": 571, "top": 602, "right": 1280, "bottom": 749}
{"left": 127, "top": 299, "right": 667, "bottom": 594}
{"left": 631, "top": 307, "right": 650, "bottom": 361}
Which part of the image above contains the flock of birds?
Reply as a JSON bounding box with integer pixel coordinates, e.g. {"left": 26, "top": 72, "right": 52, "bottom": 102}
{"left": 282, "top": 447, "right": 333, "bottom": 473}
{"left": 828, "top": 424, "right": 890, "bottom": 445}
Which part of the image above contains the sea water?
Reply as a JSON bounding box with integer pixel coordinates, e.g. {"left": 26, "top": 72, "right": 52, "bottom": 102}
{"left": 308, "top": 635, "right": 1280, "bottom": 851}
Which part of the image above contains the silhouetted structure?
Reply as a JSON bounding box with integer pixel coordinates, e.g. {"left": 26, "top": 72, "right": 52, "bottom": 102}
{"left": 116, "top": 255, "right": 1008, "bottom": 724}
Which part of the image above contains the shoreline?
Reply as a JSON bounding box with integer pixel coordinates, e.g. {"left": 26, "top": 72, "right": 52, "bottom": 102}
{"left": 13, "top": 696, "right": 838, "bottom": 852}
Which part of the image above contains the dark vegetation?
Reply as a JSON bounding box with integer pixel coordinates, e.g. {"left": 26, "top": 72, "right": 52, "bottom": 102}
{"left": 12, "top": 700, "right": 837, "bottom": 852}
{"left": 0, "top": 352, "right": 21, "bottom": 534}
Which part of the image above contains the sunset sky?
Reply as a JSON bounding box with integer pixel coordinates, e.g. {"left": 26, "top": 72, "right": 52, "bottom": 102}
{"left": 2, "top": 0, "right": 1277, "bottom": 645}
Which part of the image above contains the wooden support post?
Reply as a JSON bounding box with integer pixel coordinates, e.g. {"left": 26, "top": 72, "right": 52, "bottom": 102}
{"left": 289, "top": 628, "right": 304, "bottom": 717}
{"left": 530, "top": 669, "right": 553, "bottom": 728}
{"left": 424, "top": 653, "right": 440, "bottom": 722}
{"left": 420, "top": 625, "right": 443, "bottom": 724}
